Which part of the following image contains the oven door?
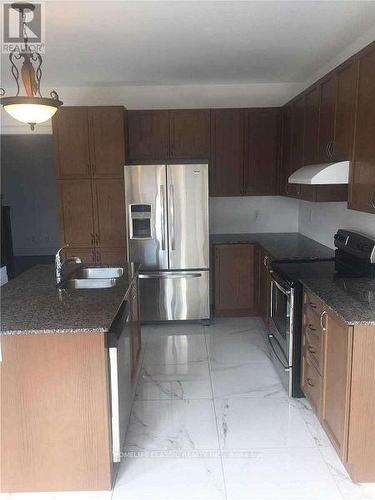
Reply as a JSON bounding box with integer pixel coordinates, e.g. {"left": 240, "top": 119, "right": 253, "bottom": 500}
{"left": 269, "top": 271, "right": 294, "bottom": 365}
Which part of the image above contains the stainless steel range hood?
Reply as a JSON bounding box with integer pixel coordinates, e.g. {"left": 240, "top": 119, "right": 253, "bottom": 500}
{"left": 288, "top": 161, "right": 350, "bottom": 185}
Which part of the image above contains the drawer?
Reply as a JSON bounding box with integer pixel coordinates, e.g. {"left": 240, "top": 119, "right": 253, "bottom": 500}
{"left": 303, "top": 307, "right": 324, "bottom": 373}
{"left": 301, "top": 353, "right": 322, "bottom": 415}
{"left": 304, "top": 291, "right": 325, "bottom": 317}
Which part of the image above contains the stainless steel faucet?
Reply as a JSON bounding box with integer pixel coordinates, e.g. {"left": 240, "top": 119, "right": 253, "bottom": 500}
{"left": 55, "top": 245, "right": 82, "bottom": 284}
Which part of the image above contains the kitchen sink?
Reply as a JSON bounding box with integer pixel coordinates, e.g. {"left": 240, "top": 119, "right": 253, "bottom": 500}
{"left": 62, "top": 278, "right": 118, "bottom": 289}
{"left": 74, "top": 267, "right": 124, "bottom": 279}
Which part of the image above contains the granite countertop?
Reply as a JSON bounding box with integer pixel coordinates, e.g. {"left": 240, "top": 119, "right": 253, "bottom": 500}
{"left": 301, "top": 276, "right": 375, "bottom": 326}
{"left": 210, "top": 233, "right": 334, "bottom": 261}
{"left": 1, "top": 263, "right": 139, "bottom": 335}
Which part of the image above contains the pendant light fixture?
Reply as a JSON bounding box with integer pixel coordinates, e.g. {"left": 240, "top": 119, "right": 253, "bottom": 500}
{"left": 0, "top": 3, "right": 62, "bottom": 130}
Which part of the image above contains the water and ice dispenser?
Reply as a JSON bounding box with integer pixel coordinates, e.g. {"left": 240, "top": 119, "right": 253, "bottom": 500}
{"left": 129, "top": 204, "right": 152, "bottom": 239}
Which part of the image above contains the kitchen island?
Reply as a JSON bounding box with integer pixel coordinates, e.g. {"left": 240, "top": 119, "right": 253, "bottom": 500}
{"left": 0, "top": 263, "right": 141, "bottom": 493}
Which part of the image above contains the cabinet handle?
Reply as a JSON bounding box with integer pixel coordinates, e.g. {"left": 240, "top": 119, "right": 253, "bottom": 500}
{"left": 320, "top": 311, "right": 327, "bottom": 332}
{"left": 91, "top": 232, "right": 95, "bottom": 246}
{"left": 87, "top": 163, "right": 91, "bottom": 175}
{"left": 308, "top": 323, "right": 317, "bottom": 332}
{"left": 92, "top": 163, "right": 96, "bottom": 174}
{"left": 96, "top": 250, "right": 101, "bottom": 263}
{"left": 307, "top": 377, "right": 315, "bottom": 388}
{"left": 309, "top": 302, "right": 317, "bottom": 309}
{"left": 307, "top": 346, "right": 316, "bottom": 355}
{"left": 95, "top": 232, "right": 100, "bottom": 245}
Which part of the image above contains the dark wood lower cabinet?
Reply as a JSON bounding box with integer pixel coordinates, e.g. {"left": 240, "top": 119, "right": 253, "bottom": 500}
{"left": 258, "top": 247, "right": 272, "bottom": 325}
{"left": 214, "top": 243, "right": 256, "bottom": 316}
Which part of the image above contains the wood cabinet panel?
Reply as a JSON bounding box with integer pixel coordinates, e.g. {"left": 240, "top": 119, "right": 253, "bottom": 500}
{"left": 0, "top": 333, "right": 112, "bottom": 492}
{"left": 211, "top": 109, "right": 244, "bottom": 196}
{"left": 321, "top": 312, "right": 352, "bottom": 458}
{"left": 126, "top": 110, "right": 170, "bottom": 162}
{"left": 96, "top": 248, "right": 126, "bottom": 265}
{"left": 214, "top": 244, "right": 255, "bottom": 315}
{"left": 289, "top": 97, "right": 304, "bottom": 198}
{"left": 349, "top": 45, "right": 375, "bottom": 214}
{"left": 301, "top": 353, "right": 322, "bottom": 414}
{"left": 59, "top": 180, "right": 95, "bottom": 247}
{"left": 89, "top": 107, "right": 125, "bottom": 177}
{"left": 53, "top": 107, "right": 90, "bottom": 179}
{"left": 258, "top": 248, "right": 271, "bottom": 324}
{"left": 280, "top": 105, "right": 293, "bottom": 196}
{"left": 170, "top": 109, "right": 210, "bottom": 159}
{"left": 334, "top": 61, "right": 357, "bottom": 161}
{"left": 319, "top": 76, "right": 336, "bottom": 163}
{"left": 65, "top": 247, "right": 96, "bottom": 264}
{"left": 245, "top": 109, "right": 280, "bottom": 195}
{"left": 303, "top": 87, "right": 319, "bottom": 165}
{"left": 93, "top": 179, "right": 126, "bottom": 249}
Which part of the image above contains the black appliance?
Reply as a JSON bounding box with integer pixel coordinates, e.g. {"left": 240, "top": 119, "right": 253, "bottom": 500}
{"left": 269, "top": 229, "right": 375, "bottom": 398}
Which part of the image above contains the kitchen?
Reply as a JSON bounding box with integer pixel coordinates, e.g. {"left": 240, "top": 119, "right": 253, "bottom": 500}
{"left": 1, "top": 2, "right": 375, "bottom": 499}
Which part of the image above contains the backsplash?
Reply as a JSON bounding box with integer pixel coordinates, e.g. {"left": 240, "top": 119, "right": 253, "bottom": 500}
{"left": 209, "top": 196, "right": 300, "bottom": 234}
{"left": 299, "top": 201, "right": 375, "bottom": 249}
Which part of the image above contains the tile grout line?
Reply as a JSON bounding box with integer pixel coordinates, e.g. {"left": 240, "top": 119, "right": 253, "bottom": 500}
{"left": 204, "top": 325, "right": 229, "bottom": 500}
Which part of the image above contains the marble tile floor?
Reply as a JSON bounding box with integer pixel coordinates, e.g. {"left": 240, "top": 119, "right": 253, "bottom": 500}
{"left": 3, "top": 317, "right": 375, "bottom": 500}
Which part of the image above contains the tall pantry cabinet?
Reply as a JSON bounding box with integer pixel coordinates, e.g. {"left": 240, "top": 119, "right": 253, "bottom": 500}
{"left": 53, "top": 106, "right": 127, "bottom": 264}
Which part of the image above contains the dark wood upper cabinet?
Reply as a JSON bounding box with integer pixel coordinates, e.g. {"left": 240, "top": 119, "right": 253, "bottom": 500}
{"left": 280, "top": 105, "right": 293, "bottom": 196}
{"left": 126, "top": 110, "right": 170, "bottom": 162}
{"left": 288, "top": 96, "right": 304, "bottom": 198}
{"left": 210, "top": 109, "right": 245, "bottom": 196}
{"left": 318, "top": 76, "right": 336, "bottom": 163}
{"left": 53, "top": 107, "right": 90, "bottom": 178}
{"left": 89, "top": 107, "right": 125, "bottom": 177}
{"left": 334, "top": 60, "right": 357, "bottom": 161}
{"left": 303, "top": 87, "right": 320, "bottom": 165}
{"left": 349, "top": 44, "right": 375, "bottom": 214}
{"left": 244, "top": 109, "right": 281, "bottom": 195}
{"left": 170, "top": 109, "right": 210, "bottom": 159}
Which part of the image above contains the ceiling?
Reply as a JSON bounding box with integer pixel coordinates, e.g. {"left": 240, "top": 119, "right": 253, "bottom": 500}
{"left": 1, "top": 1, "right": 375, "bottom": 88}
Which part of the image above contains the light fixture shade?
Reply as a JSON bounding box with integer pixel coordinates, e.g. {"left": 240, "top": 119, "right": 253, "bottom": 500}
{"left": 1, "top": 96, "right": 63, "bottom": 129}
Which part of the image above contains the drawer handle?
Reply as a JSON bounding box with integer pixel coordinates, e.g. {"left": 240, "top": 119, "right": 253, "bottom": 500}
{"left": 309, "top": 302, "right": 317, "bottom": 309}
{"left": 308, "top": 323, "right": 317, "bottom": 332}
{"left": 307, "top": 377, "right": 315, "bottom": 388}
{"left": 307, "top": 346, "right": 316, "bottom": 355}
{"left": 320, "top": 311, "right": 327, "bottom": 332}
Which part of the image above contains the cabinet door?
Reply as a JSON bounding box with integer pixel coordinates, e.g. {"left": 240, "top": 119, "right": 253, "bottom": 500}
{"left": 245, "top": 109, "right": 280, "bottom": 195}
{"left": 334, "top": 61, "right": 357, "bottom": 161}
{"left": 96, "top": 248, "right": 126, "bottom": 265}
{"left": 93, "top": 179, "right": 126, "bottom": 248}
{"left": 170, "top": 110, "right": 210, "bottom": 159}
{"left": 318, "top": 76, "right": 336, "bottom": 163}
{"left": 303, "top": 87, "right": 319, "bottom": 165}
{"left": 321, "top": 311, "right": 352, "bottom": 458}
{"left": 59, "top": 180, "right": 95, "bottom": 247}
{"left": 127, "top": 110, "right": 170, "bottom": 162}
{"left": 349, "top": 45, "right": 375, "bottom": 214}
{"left": 214, "top": 244, "right": 255, "bottom": 315}
{"left": 53, "top": 107, "right": 90, "bottom": 178}
{"left": 289, "top": 97, "right": 304, "bottom": 198}
{"left": 258, "top": 249, "right": 271, "bottom": 325}
{"left": 89, "top": 107, "right": 125, "bottom": 178}
{"left": 211, "top": 109, "right": 244, "bottom": 196}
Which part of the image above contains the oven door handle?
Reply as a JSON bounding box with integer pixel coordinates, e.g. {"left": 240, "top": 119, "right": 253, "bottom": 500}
{"left": 270, "top": 272, "right": 291, "bottom": 296}
{"left": 268, "top": 334, "right": 291, "bottom": 372}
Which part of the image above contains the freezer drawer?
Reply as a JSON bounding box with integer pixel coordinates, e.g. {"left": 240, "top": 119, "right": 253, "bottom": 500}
{"left": 139, "top": 270, "right": 210, "bottom": 321}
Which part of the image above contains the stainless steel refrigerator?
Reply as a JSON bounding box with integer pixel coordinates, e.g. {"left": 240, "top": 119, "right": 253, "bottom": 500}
{"left": 124, "top": 164, "right": 210, "bottom": 322}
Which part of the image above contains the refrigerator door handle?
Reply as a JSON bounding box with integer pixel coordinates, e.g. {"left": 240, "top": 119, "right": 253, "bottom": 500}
{"left": 139, "top": 272, "right": 202, "bottom": 279}
{"left": 169, "top": 184, "right": 175, "bottom": 251}
{"left": 160, "top": 185, "right": 166, "bottom": 251}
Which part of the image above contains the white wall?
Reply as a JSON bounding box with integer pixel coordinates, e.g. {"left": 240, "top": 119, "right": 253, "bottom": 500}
{"left": 298, "top": 201, "right": 375, "bottom": 249}
{"left": 210, "top": 196, "right": 300, "bottom": 234}
{"left": 0, "top": 82, "right": 297, "bottom": 135}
